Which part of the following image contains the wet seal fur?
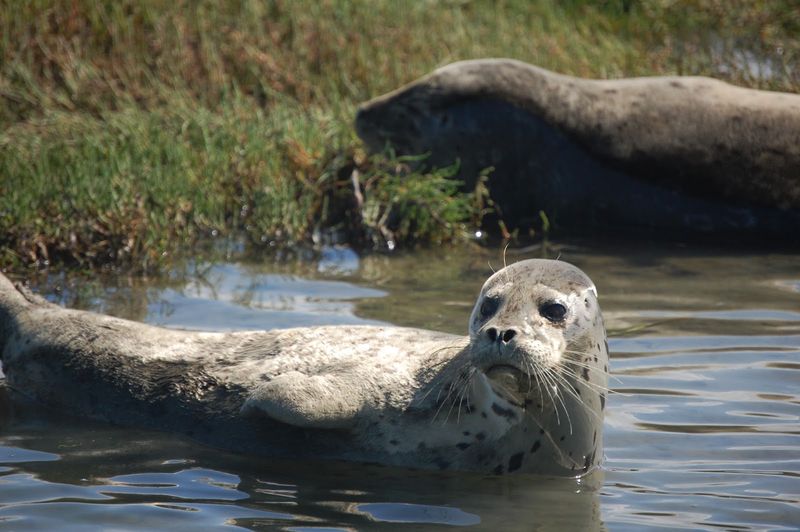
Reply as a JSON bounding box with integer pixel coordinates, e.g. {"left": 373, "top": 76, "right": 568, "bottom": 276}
{"left": 356, "top": 59, "right": 800, "bottom": 239}
{"left": 0, "top": 259, "right": 608, "bottom": 476}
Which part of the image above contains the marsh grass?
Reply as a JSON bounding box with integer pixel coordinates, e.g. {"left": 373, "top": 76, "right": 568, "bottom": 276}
{"left": 0, "top": 97, "right": 483, "bottom": 268}
{"left": 1, "top": 1, "right": 797, "bottom": 270}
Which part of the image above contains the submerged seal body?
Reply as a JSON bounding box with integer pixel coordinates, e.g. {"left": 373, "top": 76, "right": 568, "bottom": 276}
{"left": 356, "top": 59, "right": 800, "bottom": 239}
{"left": 0, "top": 259, "right": 608, "bottom": 475}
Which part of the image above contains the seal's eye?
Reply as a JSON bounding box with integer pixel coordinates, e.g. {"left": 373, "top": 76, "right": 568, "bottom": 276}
{"left": 540, "top": 302, "right": 567, "bottom": 323}
{"left": 479, "top": 297, "right": 499, "bottom": 318}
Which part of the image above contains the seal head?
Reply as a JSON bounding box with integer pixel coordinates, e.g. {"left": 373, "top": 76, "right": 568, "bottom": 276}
{"left": 370, "top": 259, "right": 609, "bottom": 475}
{"left": 469, "top": 259, "right": 601, "bottom": 405}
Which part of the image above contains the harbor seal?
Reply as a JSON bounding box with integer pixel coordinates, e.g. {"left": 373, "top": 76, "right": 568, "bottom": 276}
{"left": 0, "top": 259, "right": 608, "bottom": 475}
{"left": 356, "top": 59, "right": 800, "bottom": 239}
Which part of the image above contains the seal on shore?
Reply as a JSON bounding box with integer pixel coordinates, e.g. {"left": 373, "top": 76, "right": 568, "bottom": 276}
{"left": 0, "top": 259, "right": 608, "bottom": 475}
{"left": 355, "top": 59, "right": 800, "bottom": 238}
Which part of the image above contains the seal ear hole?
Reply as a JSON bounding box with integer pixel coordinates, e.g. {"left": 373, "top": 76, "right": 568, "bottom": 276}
{"left": 540, "top": 302, "right": 567, "bottom": 323}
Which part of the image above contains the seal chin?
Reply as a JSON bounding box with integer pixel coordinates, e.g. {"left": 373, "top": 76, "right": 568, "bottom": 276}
{"left": 484, "top": 364, "right": 529, "bottom": 407}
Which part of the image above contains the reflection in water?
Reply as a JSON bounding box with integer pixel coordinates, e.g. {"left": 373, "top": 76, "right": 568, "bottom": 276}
{"left": 1, "top": 241, "right": 799, "bottom": 530}
{"left": 353, "top": 503, "right": 481, "bottom": 526}
{"left": 146, "top": 266, "right": 387, "bottom": 331}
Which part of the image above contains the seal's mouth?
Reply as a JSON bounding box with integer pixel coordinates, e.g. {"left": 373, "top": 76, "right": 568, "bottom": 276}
{"left": 484, "top": 364, "right": 529, "bottom": 406}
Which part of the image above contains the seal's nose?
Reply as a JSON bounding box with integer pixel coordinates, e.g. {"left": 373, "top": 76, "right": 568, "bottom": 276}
{"left": 486, "top": 327, "right": 517, "bottom": 344}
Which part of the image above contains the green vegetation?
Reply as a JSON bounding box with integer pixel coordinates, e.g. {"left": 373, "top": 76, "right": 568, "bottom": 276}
{"left": 1, "top": 0, "right": 797, "bottom": 270}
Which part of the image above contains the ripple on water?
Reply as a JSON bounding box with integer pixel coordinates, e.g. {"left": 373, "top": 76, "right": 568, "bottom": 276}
{"left": 604, "top": 327, "right": 800, "bottom": 531}
{"left": 0, "top": 446, "right": 59, "bottom": 464}
{"left": 0, "top": 467, "right": 296, "bottom": 530}
{"left": 773, "top": 279, "right": 800, "bottom": 294}
{"left": 100, "top": 469, "right": 248, "bottom": 500}
{"left": 353, "top": 502, "right": 481, "bottom": 526}
{"left": 146, "top": 264, "right": 387, "bottom": 331}
{"left": 2, "top": 245, "right": 800, "bottom": 530}
{"left": 0, "top": 501, "right": 291, "bottom": 531}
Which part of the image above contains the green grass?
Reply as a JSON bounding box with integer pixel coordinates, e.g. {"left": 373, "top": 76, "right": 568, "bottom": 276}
{"left": 1, "top": 0, "right": 797, "bottom": 270}
{"left": 0, "top": 97, "right": 484, "bottom": 268}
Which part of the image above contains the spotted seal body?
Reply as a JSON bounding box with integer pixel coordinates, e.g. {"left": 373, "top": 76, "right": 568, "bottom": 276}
{"left": 356, "top": 59, "right": 800, "bottom": 239}
{"left": 0, "top": 260, "right": 608, "bottom": 475}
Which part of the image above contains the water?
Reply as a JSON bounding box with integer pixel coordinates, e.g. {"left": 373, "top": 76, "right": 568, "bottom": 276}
{"left": 1, "top": 241, "right": 799, "bottom": 530}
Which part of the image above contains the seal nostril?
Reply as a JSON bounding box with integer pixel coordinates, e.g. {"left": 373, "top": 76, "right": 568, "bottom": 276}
{"left": 502, "top": 329, "right": 517, "bottom": 343}
{"left": 486, "top": 327, "right": 498, "bottom": 342}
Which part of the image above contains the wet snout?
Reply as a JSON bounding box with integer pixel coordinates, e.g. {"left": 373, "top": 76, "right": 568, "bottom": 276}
{"left": 481, "top": 323, "right": 530, "bottom": 405}
{"left": 479, "top": 319, "right": 525, "bottom": 366}
{"left": 485, "top": 326, "right": 517, "bottom": 345}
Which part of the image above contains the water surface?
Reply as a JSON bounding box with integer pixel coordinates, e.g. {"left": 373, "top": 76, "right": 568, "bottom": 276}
{"left": 1, "top": 241, "right": 798, "bottom": 530}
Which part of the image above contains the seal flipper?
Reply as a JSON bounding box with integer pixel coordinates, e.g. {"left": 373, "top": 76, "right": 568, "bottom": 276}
{"left": 242, "top": 371, "right": 363, "bottom": 429}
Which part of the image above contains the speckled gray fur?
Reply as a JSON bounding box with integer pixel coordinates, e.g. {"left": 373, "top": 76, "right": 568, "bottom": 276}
{"left": 0, "top": 259, "right": 608, "bottom": 475}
